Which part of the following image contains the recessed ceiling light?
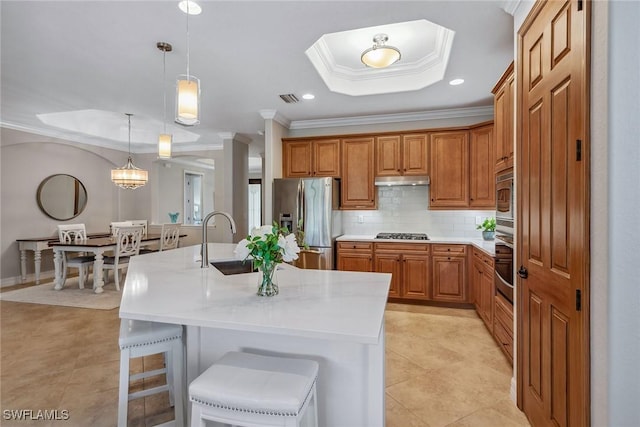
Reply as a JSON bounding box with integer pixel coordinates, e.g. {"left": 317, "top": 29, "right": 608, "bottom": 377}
{"left": 302, "top": 93, "right": 315, "bottom": 100}
{"left": 449, "top": 78, "right": 465, "bottom": 86}
{"left": 178, "top": 1, "right": 202, "bottom": 15}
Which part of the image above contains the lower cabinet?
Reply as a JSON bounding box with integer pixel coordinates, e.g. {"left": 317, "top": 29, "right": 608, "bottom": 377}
{"left": 493, "top": 293, "right": 514, "bottom": 364}
{"left": 472, "top": 248, "right": 495, "bottom": 329}
{"left": 336, "top": 242, "right": 373, "bottom": 272}
{"left": 374, "top": 243, "right": 430, "bottom": 299}
{"left": 431, "top": 244, "right": 468, "bottom": 303}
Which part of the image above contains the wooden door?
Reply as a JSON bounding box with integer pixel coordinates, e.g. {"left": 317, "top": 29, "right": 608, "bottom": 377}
{"left": 469, "top": 124, "right": 496, "bottom": 208}
{"left": 313, "top": 139, "right": 340, "bottom": 177}
{"left": 283, "top": 140, "right": 312, "bottom": 177}
{"left": 375, "top": 135, "right": 402, "bottom": 176}
{"left": 374, "top": 253, "right": 401, "bottom": 297}
{"left": 518, "top": 1, "right": 589, "bottom": 426}
{"left": 493, "top": 63, "right": 515, "bottom": 173}
{"left": 429, "top": 131, "right": 469, "bottom": 208}
{"left": 341, "top": 137, "right": 376, "bottom": 209}
{"left": 431, "top": 256, "right": 466, "bottom": 302}
{"left": 402, "top": 254, "right": 430, "bottom": 299}
{"left": 402, "top": 134, "right": 429, "bottom": 176}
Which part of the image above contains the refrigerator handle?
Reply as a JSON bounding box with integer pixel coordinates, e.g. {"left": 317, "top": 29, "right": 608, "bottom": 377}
{"left": 297, "top": 180, "right": 304, "bottom": 233}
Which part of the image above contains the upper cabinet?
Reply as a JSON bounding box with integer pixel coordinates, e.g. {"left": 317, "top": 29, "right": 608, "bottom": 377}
{"left": 469, "top": 124, "right": 496, "bottom": 208}
{"left": 282, "top": 138, "right": 340, "bottom": 178}
{"left": 375, "top": 133, "right": 428, "bottom": 177}
{"left": 341, "top": 136, "right": 376, "bottom": 209}
{"left": 493, "top": 62, "right": 515, "bottom": 173}
{"left": 429, "top": 130, "right": 470, "bottom": 208}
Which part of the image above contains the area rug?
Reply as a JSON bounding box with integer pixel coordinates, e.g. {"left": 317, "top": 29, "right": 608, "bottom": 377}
{"left": 0, "top": 280, "right": 121, "bottom": 310}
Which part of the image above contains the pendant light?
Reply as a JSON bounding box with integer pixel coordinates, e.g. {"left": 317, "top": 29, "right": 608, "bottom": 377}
{"left": 175, "top": 0, "right": 200, "bottom": 126}
{"left": 157, "top": 42, "right": 173, "bottom": 159}
{"left": 361, "top": 34, "right": 401, "bottom": 69}
{"left": 111, "top": 114, "right": 149, "bottom": 190}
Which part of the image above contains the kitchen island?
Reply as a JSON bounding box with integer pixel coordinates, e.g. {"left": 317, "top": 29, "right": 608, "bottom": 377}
{"left": 119, "top": 243, "right": 390, "bottom": 427}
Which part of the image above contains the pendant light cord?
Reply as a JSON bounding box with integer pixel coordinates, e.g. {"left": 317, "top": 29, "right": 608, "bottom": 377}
{"left": 162, "top": 50, "right": 167, "bottom": 133}
{"left": 127, "top": 113, "right": 132, "bottom": 158}
{"left": 186, "top": 1, "right": 190, "bottom": 79}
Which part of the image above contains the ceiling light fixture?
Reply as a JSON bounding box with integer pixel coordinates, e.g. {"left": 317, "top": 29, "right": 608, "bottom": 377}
{"left": 157, "top": 42, "right": 173, "bottom": 159}
{"left": 178, "top": 0, "right": 201, "bottom": 15}
{"left": 175, "top": 0, "right": 200, "bottom": 126}
{"left": 302, "top": 93, "right": 315, "bottom": 100}
{"left": 111, "top": 114, "right": 148, "bottom": 190}
{"left": 361, "top": 34, "right": 401, "bottom": 69}
{"left": 449, "top": 78, "right": 465, "bottom": 86}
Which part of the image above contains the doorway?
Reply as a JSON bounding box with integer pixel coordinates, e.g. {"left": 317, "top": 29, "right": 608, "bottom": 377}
{"left": 184, "top": 171, "right": 203, "bottom": 225}
{"left": 248, "top": 178, "right": 262, "bottom": 232}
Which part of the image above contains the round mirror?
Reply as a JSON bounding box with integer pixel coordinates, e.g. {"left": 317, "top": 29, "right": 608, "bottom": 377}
{"left": 36, "top": 174, "right": 88, "bottom": 221}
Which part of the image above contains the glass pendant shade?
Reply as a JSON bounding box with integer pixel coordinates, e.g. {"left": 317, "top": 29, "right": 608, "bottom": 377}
{"left": 158, "top": 134, "right": 172, "bottom": 159}
{"left": 176, "top": 75, "right": 200, "bottom": 126}
{"left": 111, "top": 157, "right": 149, "bottom": 190}
{"left": 361, "top": 34, "right": 401, "bottom": 69}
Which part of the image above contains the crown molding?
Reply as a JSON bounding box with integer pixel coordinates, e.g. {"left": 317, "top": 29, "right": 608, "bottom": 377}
{"left": 501, "top": 0, "right": 522, "bottom": 16}
{"left": 288, "top": 106, "right": 494, "bottom": 130}
{"left": 259, "top": 109, "right": 291, "bottom": 128}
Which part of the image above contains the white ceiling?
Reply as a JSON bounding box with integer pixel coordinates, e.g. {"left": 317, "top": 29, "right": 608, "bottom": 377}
{"left": 0, "top": 1, "right": 514, "bottom": 157}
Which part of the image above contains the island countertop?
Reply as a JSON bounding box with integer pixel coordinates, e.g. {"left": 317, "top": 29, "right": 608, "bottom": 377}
{"left": 119, "top": 243, "right": 391, "bottom": 344}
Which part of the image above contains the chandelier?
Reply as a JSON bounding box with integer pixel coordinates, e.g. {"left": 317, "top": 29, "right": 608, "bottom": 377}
{"left": 111, "top": 113, "right": 148, "bottom": 190}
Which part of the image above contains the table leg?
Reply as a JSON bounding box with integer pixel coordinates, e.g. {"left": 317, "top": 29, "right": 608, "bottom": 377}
{"left": 34, "top": 250, "right": 42, "bottom": 285}
{"left": 93, "top": 250, "right": 105, "bottom": 294}
{"left": 20, "top": 250, "right": 27, "bottom": 282}
{"left": 53, "top": 250, "right": 63, "bottom": 290}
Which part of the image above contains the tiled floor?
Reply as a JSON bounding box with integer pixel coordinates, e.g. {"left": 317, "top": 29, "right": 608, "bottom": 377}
{"left": 1, "top": 283, "right": 530, "bottom": 426}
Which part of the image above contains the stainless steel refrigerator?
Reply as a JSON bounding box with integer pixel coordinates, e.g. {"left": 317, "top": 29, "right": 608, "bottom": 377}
{"left": 273, "top": 177, "right": 342, "bottom": 269}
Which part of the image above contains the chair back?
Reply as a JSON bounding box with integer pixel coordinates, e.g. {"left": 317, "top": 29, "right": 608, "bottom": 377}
{"left": 58, "top": 224, "right": 88, "bottom": 243}
{"left": 297, "top": 249, "right": 324, "bottom": 270}
{"left": 114, "top": 225, "right": 144, "bottom": 259}
{"left": 159, "top": 223, "right": 181, "bottom": 251}
{"left": 128, "top": 220, "right": 148, "bottom": 237}
{"left": 110, "top": 221, "right": 133, "bottom": 237}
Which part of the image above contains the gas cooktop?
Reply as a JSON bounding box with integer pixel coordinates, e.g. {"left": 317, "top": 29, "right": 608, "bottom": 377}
{"left": 375, "top": 232, "right": 430, "bottom": 241}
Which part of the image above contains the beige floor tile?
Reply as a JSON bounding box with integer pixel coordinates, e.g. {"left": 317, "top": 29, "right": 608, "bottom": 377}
{"left": 386, "top": 349, "right": 430, "bottom": 386}
{"left": 386, "top": 393, "right": 432, "bottom": 427}
{"left": 446, "top": 406, "right": 528, "bottom": 427}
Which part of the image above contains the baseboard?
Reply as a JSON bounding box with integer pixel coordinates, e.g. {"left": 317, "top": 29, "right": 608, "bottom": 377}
{"left": 1, "top": 271, "right": 55, "bottom": 288}
{"left": 510, "top": 376, "right": 517, "bottom": 403}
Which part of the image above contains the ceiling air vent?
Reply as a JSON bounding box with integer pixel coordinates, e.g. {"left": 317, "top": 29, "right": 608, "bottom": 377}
{"left": 279, "top": 94, "right": 299, "bottom": 104}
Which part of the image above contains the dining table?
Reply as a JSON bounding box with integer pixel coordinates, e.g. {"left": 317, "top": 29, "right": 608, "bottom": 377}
{"left": 50, "top": 233, "right": 182, "bottom": 294}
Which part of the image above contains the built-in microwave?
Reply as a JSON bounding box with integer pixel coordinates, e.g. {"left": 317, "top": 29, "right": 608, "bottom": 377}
{"left": 495, "top": 170, "right": 514, "bottom": 236}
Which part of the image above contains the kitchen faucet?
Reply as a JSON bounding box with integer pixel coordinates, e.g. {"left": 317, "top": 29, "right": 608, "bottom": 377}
{"left": 201, "top": 211, "right": 237, "bottom": 268}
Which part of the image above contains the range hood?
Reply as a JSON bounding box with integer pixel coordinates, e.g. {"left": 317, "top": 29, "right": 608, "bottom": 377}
{"left": 374, "top": 175, "right": 430, "bottom": 186}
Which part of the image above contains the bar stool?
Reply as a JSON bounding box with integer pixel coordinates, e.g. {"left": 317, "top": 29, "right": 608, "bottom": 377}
{"left": 118, "top": 319, "right": 185, "bottom": 427}
{"left": 189, "top": 351, "right": 319, "bottom": 427}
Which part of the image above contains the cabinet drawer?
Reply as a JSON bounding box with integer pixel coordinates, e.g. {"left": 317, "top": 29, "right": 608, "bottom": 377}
{"left": 337, "top": 241, "right": 373, "bottom": 252}
{"left": 494, "top": 293, "right": 514, "bottom": 333}
{"left": 493, "top": 318, "right": 513, "bottom": 362}
{"left": 374, "top": 243, "right": 430, "bottom": 254}
{"left": 473, "top": 248, "right": 495, "bottom": 268}
{"left": 432, "top": 244, "right": 467, "bottom": 255}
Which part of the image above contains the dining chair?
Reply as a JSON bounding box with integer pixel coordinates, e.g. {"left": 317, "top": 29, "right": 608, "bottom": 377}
{"left": 297, "top": 249, "right": 324, "bottom": 270}
{"left": 128, "top": 219, "right": 148, "bottom": 237}
{"left": 103, "top": 225, "right": 144, "bottom": 291}
{"left": 57, "top": 224, "right": 95, "bottom": 289}
{"left": 110, "top": 221, "right": 133, "bottom": 237}
{"left": 159, "top": 223, "right": 181, "bottom": 251}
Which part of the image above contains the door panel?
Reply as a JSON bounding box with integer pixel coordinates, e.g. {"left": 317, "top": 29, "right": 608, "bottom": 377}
{"left": 518, "top": 1, "right": 589, "bottom": 426}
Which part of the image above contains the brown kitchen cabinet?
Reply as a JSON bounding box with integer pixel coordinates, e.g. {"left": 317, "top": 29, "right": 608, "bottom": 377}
{"left": 431, "top": 244, "right": 468, "bottom": 302}
{"left": 282, "top": 138, "right": 340, "bottom": 178}
{"left": 336, "top": 241, "right": 373, "bottom": 272}
{"left": 374, "top": 243, "right": 430, "bottom": 299}
{"left": 492, "top": 62, "right": 514, "bottom": 174}
{"left": 469, "top": 124, "right": 496, "bottom": 208}
{"left": 493, "top": 292, "right": 513, "bottom": 364}
{"left": 375, "top": 133, "right": 428, "bottom": 177}
{"left": 341, "top": 137, "right": 376, "bottom": 209}
{"left": 472, "top": 247, "right": 495, "bottom": 329}
{"left": 429, "top": 130, "right": 470, "bottom": 208}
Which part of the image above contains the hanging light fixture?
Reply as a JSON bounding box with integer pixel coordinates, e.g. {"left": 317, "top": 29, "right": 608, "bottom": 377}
{"left": 360, "top": 33, "right": 401, "bottom": 69}
{"left": 175, "top": 0, "right": 200, "bottom": 126}
{"left": 111, "top": 114, "right": 149, "bottom": 190}
{"left": 157, "top": 42, "right": 173, "bottom": 159}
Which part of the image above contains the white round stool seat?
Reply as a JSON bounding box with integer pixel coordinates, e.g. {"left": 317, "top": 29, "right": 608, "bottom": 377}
{"left": 118, "top": 319, "right": 185, "bottom": 427}
{"left": 189, "top": 351, "right": 319, "bottom": 427}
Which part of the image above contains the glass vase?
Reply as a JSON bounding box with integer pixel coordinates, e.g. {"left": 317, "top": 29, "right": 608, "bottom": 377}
{"left": 257, "top": 262, "right": 279, "bottom": 297}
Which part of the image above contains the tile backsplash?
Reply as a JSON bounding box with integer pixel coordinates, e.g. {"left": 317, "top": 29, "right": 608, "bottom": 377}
{"left": 341, "top": 186, "right": 495, "bottom": 238}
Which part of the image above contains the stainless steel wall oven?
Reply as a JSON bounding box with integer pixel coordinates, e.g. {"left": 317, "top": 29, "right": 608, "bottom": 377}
{"left": 494, "top": 236, "right": 514, "bottom": 304}
{"left": 495, "top": 170, "right": 514, "bottom": 236}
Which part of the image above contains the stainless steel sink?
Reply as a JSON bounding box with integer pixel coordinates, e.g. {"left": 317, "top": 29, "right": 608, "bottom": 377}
{"left": 210, "top": 260, "right": 256, "bottom": 275}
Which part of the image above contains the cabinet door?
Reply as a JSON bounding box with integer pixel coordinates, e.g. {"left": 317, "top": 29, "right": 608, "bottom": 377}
{"left": 313, "top": 139, "right": 341, "bottom": 177}
{"left": 431, "top": 255, "right": 467, "bottom": 302}
{"left": 402, "top": 134, "right": 429, "bottom": 176}
{"left": 341, "top": 137, "right": 376, "bottom": 209}
{"left": 283, "top": 141, "right": 312, "bottom": 178}
{"left": 479, "top": 263, "right": 494, "bottom": 328}
{"left": 374, "top": 253, "right": 401, "bottom": 297}
{"left": 429, "top": 131, "right": 469, "bottom": 208}
{"left": 472, "top": 259, "right": 483, "bottom": 310}
{"left": 337, "top": 253, "right": 373, "bottom": 272}
{"left": 375, "top": 135, "right": 402, "bottom": 176}
{"left": 493, "top": 63, "right": 514, "bottom": 174}
{"left": 402, "top": 254, "right": 430, "bottom": 299}
{"left": 504, "top": 74, "right": 514, "bottom": 170}
{"left": 469, "top": 124, "right": 496, "bottom": 208}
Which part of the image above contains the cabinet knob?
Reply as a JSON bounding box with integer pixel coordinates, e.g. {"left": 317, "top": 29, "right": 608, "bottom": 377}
{"left": 447, "top": 248, "right": 451, "bottom": 251}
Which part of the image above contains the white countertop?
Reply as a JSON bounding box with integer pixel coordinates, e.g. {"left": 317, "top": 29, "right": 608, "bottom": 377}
{"left": 119, "top": 243, "right": 390, "bottom": 344}
{"left": 337, "top": 234, "right": 497, "bottom": 256}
